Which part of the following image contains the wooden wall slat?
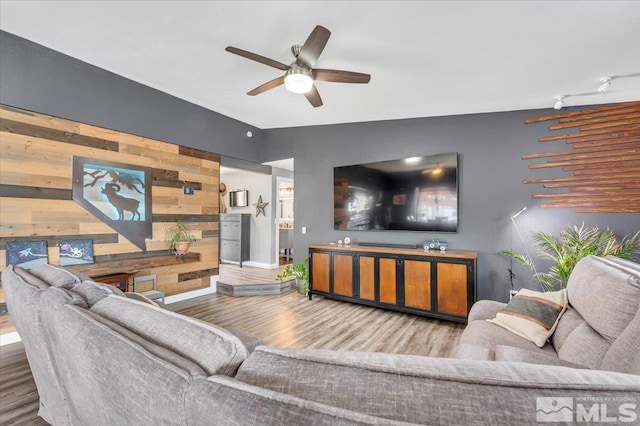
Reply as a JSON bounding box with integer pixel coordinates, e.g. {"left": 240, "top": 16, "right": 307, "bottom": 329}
{"left": 0, "top": 184, "right": 72, "bottom": 200}
{"left": 179, "top": 145, "right": 221, "bottom": 162}
{"left": 0, "top": 118, "right": 119, "bottom": 151}
{"left": 525, "top": 102, "right": 640, "bottom": 212}
{"left": 549, "top": 111, "right": 640, "bottom": 130}
{"left": 558, "top": 106, "right": 640, "bottom": 123}
{"left": 0, "top": 104, "right": 220, "bottom": 295}
{"left": 538, "top": 124, "right": 640, "bottom": 142}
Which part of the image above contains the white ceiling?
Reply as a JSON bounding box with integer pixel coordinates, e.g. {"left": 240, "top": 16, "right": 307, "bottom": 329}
{"left": 1, "top": 1, "right": 639, "bottom": 129}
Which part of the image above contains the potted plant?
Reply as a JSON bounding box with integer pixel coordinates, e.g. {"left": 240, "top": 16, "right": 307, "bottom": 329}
{"left": 502, "top": 223, "right": 640, "bottom": 291}
{"left": 277, "top": 258, "right": 310, "bottom": 295}
{"left": 164, "top": 219, "right": 196, "bottom": 255}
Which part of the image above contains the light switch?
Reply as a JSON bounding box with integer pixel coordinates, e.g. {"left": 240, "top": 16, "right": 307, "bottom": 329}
{"left": 301, "top": 226, "right": 307, "bottom": 234}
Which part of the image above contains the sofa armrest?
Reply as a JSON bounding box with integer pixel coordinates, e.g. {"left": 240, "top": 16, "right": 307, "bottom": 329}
{"left": 468, "top": 300, "right": 507, "bottom": 322}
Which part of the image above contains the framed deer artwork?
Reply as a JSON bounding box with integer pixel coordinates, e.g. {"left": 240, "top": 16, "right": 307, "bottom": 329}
{"left": 72, "top": 157, "right": 152, "bottom": 250}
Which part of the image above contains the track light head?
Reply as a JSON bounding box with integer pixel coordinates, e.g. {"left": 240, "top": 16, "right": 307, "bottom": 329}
{"left": 553, "top": 96, "right": 565, "bottom": 110}
{"left": 598, "top": 77, "right": 612, "bottom": 93}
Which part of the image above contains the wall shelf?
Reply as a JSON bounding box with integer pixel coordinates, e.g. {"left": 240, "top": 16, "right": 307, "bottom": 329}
{"left": 66, "top": 252, "right": 200, "bottom": 277}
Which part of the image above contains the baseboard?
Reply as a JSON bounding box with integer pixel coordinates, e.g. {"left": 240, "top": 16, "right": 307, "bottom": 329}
{"left": 0, "top": 331, "right": 22, "bottom": 346}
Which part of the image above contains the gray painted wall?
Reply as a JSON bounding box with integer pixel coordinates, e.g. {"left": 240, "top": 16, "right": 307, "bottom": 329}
{"left": 2, "top": 30, "right": 637, "bottom": 303}
{"left": 262, "top": 112, "right": 639, "bottom": 302}
{"left": 0, "top": 31, "right": 263, "bottom": 161}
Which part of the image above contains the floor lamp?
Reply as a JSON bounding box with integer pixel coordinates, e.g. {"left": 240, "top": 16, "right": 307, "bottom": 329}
{"left": 509, "top": 207, "right": 530, "bottom": 298}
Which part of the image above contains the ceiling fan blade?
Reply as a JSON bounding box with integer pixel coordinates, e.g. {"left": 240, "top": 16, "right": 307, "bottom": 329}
{"left": 304, "top": 85, "right": 323, "bottom": 108}
{"left": 247, "top": 76, "right": 285, "bottom": 96}
{"left": 313, "top": 69, "right": 371, "bottom": 84}
{"left": 225, "top": 46, "right": 290, "bottom": 71}
{"left": 296, "top": 25, "right": 331, "bottom": 68}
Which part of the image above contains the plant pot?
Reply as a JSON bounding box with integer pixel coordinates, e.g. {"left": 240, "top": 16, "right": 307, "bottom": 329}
{"left": 173, "top": 241, "right": 191, "bottom": 255}
{"left": 295, "top": 278, "right": 309, "bottom": 295}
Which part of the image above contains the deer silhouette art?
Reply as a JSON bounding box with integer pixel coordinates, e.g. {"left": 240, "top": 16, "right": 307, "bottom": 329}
{"left": 101, "top": 183, "right": 141, "bottom": 220}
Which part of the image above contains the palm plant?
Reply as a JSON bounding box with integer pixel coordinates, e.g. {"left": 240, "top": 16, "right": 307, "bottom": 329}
{"left": 502, "top": 223, "right": 640, "bottom": 291}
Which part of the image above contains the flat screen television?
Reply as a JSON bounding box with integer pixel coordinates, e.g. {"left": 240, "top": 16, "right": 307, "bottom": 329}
{"left": 334, "top": 152, "right": 459, "bottom": 232}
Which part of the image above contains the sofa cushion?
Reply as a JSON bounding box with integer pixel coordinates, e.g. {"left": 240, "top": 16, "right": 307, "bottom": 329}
{"left": 601, "top": 306, "right": 640, "bottom": 375}
{"left": 29, "top": 264, "right": 84, "bottom": 289}
{"left": 90, "top": 296, "right": 249, "bottom": 376}
{"left": 84, "top": 309, "right": 207, "bottom": 378}
{"left": 12, "top": 266, "right": 50, "bottom": 290}
{"left": 557, "top": 322, "right": 612, "bottom": 370}
{"left": 494, "top": 345, "right": 587, "bottom": 369}
{"left": 551, "top": 306, "right": 586, "bottom": 353}
{"left": 451, "top": 343, "right": 494, "bottom": 360}
{"left": 568, "top": 255, "right": 640, "bottom": 343}
{"left": 487, "top": 288, "right": 567, "bottom": 347}
{"left": 457, "top": 319, "right": 557, "bottom": 358}
{"left": 71, "top": 280, "right": 125, "bottom": 307}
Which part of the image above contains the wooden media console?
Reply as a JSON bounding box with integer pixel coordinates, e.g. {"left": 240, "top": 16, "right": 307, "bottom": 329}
{"left": 308, "top": 244, "right": 477, "bottom": 323}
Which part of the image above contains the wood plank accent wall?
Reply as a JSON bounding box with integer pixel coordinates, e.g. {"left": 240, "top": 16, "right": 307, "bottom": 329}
{"left": 0, "top": 104, "right": 220, "bottom": 296}
{"left": 524, "top": 100, "right": 640, "bottom": 213}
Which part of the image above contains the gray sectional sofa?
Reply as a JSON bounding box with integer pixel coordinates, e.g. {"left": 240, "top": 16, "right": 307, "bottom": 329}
{"left": 3, "top": 258, "right": 639, "bottom": 425}
{"left": 454, "top": 255, "right": 640, "bottom": 375}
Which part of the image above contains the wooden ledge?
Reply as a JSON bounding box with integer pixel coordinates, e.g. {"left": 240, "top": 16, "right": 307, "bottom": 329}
{"left": 66, "top": 252, "right": 200, "bottom": 277}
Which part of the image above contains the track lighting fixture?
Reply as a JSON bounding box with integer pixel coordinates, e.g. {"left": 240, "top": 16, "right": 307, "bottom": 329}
{"left": 597, "top": 77, "right": 612, "bottom": 93}
{"left": 552, "top": 72, "right": 639, "bottom": 110}
{"left": 553, "top": 96, "right": 565, "bottom": 110}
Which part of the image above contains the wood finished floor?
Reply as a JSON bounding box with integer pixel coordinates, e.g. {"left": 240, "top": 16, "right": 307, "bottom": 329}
{"left": 0, "top": 291, "right": 465, "bottom": 425}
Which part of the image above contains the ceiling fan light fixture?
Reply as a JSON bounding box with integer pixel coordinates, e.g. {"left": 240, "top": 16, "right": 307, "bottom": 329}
{"left": 284, "top": 67, "right": 313, "bottom": 94}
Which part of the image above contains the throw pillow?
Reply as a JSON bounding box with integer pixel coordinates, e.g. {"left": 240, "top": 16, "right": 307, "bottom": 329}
{"left": 487, "top": 288, "right": 568, "bottom": 347}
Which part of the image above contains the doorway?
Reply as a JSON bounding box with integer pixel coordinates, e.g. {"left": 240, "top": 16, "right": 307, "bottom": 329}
{"left": 276, "top": 177, "right": 294, "bottom": 266}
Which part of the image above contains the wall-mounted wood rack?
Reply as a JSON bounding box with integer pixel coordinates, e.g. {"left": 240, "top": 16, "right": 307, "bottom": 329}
{"left": 524, "top": 100, "right": 640, "bottom": 213}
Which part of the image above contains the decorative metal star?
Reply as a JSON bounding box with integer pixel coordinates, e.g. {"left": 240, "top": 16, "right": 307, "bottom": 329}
{"left": 253, "top": 195, "right": 269, "bottom": 217}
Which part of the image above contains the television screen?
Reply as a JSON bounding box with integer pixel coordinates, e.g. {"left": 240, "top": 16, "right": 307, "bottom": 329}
{"left": 334, "top": 152, "right": 458, "bottom": 232}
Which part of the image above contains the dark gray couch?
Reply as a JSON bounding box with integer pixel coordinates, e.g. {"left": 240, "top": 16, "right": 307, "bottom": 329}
{"left": 3, "top": 262, "right": 639, "bottom": 425}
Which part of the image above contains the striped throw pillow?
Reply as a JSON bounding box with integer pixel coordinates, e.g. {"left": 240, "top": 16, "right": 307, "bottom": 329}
{"left": 488, "top": 288, "right": 568, "bottom": 347}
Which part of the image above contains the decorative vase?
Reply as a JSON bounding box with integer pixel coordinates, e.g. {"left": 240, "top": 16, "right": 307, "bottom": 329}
{"left": 173, "top": 241, "right": 191, "bottom": 255}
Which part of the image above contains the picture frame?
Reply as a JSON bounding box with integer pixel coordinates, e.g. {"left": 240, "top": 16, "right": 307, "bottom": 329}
{"left": 5, "top": 240, "right": 49, "bottom": 269}
{"left": 59, "top": 239, "right": 95, "bottom": 266}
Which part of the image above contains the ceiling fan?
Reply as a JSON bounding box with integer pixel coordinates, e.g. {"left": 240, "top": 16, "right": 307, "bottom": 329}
{"left": 225, "top": 25, "right": 371, "bottom": 108}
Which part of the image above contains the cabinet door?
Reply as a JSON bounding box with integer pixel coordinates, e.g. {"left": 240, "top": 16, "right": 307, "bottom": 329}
{"left": 333, "top": 254, "right": 353, "bottom": 297}
{"left": 437, "top": 262, "right": 468, "bottom": 317}
{"left": 220, "top": 220, "right": 241, "bottom": 240}
{"left": 404, "top": 260, "right": 431, "bottom": 311}
{"left": 379, "top": 258, "right": 396, "bottom": 304}
{"left": 358, "top": 256, "right": 375, "bottom": 301}
{"left": 220, "top": 240, "right": 239, "bottom": 261}
{"left": 311, "top": 252, "right": 330, "bottom": 293}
